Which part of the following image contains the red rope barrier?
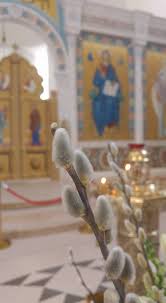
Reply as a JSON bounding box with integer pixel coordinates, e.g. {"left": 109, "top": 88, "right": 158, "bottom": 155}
{"left": 2, "top": 183, "right": 61, "bottom": 206}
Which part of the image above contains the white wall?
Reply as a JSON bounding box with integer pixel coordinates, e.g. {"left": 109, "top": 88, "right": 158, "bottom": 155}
{"left": 125, "top": 0, "right": 166, "bottom": 18}
{"left": 89, "top": 0, "right": 125, "bottom": 8}
{"left": 89, "top": 0, "right": 166, "bottom": 19}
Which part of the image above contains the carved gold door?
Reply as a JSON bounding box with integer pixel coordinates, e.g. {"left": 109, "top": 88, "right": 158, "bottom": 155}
{"left": 0, "top": 53, "right": 58, "bottom": 179}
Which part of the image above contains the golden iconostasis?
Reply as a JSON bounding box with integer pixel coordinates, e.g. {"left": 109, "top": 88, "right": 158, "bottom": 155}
{"left": 0, "top": 53, "right": 58, "bottom": 180}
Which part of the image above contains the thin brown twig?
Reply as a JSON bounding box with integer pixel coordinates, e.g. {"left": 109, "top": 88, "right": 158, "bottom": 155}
{"left": 66, "top": 164, "right": 125, "bottom": 303}
{"left": 51, "top": 127, "right": 125, "bottom": 303}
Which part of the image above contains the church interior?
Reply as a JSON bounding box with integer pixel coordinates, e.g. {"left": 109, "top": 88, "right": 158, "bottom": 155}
{"left": 0, "top": 1, "right": 166, "bottom": 302}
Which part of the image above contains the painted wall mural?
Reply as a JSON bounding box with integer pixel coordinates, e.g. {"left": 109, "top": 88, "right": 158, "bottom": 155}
{"left": 0, "top": 70, "right": 10, "bottom": 91}
{"left": 145, "top": 44, "right": 166, "bottom": 139}
{"left": 0, "top": 104, "right": 9, "bottom": 145}
{"left": 24, "top": 103, "right": 45, "bottom": 147}
{"left": 89, "top": 49, "right": 122, "bottom": 136}
{"left": 29, "top": 106, "right": 41, "bottom": 146}
{"left": 77, "top": 33, "right": 134, "bottom": 141}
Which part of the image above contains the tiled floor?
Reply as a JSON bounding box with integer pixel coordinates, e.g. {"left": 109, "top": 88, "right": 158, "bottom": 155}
{"left": 1, "top": 179, "right": 166, "bottom": 302}
{"left": 0, "top": 231, "right": 111, "bottom": 303}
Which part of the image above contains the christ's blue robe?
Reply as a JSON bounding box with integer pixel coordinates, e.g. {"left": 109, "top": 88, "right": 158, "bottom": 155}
{"left": 91, "top": 64, "right": 122, "bottom": 136}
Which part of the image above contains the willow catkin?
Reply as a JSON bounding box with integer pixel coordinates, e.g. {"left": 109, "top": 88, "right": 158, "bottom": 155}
{"left": 119, "top": 169, "right": 129, "bottom": 183}
{"left": 133, "top": 238, "right": 143, "bottom": 252}
{"left": 94, "top": 195, "right": 113, "bottom": 231}
{"left": 121, "top": 203, "right": 132, "bottom": 217}
{"left": 137, "top": 253, "right": 147, "bottom": 270}
{"left": 105, "top": 246, "right": 125, "bottom": 280}
{"left": 74, "top": 150, "right": 93, "bottom": 185}
{"left": 143, "top": 272, "right": 152, "bottom": 290}
{"left": 125, "top": 293, "right": 141, "bottom": 303}
{"left": 125, "top": 184, "right": 132, "bottom": 198}
{"left": 52, "top": 128, "right": 73, "bottom": 168}
{"left": 138, "top": 227, "right": 147, "bottom": 243}
{"left": 134, "top": 208, "right": 142, "bottom": 222}
{"left": 148, "top": 260, "right": 157, "bottom": 274}
{"left": 104, "top": 288, "right": 120, "bottom": 303}
{"left": 124, "top": 220, "right": 136, "bottom": 235}
{"left": 62, "top": 186, "right": 85, "bottom": 218}
{"left": 120, "top": 253, "right": 136, "bottom": 285}
{"left": 151, "top": 286, "right": 161, "bottom": 302}
{"left": 108, "top": 142, "right": 119, "bottom": 158}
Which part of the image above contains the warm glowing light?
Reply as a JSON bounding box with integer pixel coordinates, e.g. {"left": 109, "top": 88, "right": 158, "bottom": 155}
{"left": 125, "top": 163, "right": 131, "bottom": 171}
{"left": 142, "top": 149, "right": 148, "bottom": 155}
{"left": 101, "top": 177, "right": 107, "bottom": 184}
{"left": 111, "top": 189, "right": 117, "bottom": 196}
{"left": 144, "top": 157, "right": 149, "bottom": 162}
{"left": 149, "top": 183, "right": 156, "bottom": 192}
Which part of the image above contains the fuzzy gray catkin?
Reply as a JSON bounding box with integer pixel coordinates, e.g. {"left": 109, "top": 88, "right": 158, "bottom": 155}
{"left": 50, "top": 122, "right": 58, "bottom": 131}
{"left": 120, "top": 253, "right": 136, "bottom": 285}
{"left": 138, "top": 227, "right": 147, "bottom": 243}
{"left": 125, "top": 293, "right": 141, "bottom": 303}
{"left": 74, "top": 150, "right": 93, "bottom": 185}
{"left": 143, "top": 272, "right": 152, "bottom": 290}
{"left": 52, "top": 128, "right": 74, "bottom": 168}
{"left": 104, "top": 288, "right": 120, "bottom": 303}
{"left": 62, "top": 186, "right": 85, "bottom": 218}
{"left": 148, "top": 260, "right": 157, "bottom": 274}
{"left": 108, "top": 142, "right": 119, "bottom": 158}
{"left": 108, "top": 159, "right": 120, "bottom": 173}
{"left": 105, "top": 246, "right": 125, "bottom": 280}
{"left": 119, "top": 169, "right": 129, "bottom": 183}
{"left": 151, "top": 286, "right": 161, "bottom": 302}
{"left": 133, "top": 238, "right": 143, "bottom": 252}
{"left": 121, "top": 203, "right": 132, "bottom": 217}
{"left": 124, "top": 220, "right": 136, "bottom": 235}
{"left": 94, "top": 195, "right": 113, "bottom": 231}
{"left": 134, "top": 208, "right": 142, "bottom": 222}
{"left": 137, "top": 253, "right": 147, "bottom": 270}
{"left": 125, "top": 184, "right": 132, "bottom": 197}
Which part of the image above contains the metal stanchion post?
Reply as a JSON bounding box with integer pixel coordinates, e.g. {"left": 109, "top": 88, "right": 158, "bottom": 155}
{"left": 0, "top": 182, "right": 10, "bottom": 249}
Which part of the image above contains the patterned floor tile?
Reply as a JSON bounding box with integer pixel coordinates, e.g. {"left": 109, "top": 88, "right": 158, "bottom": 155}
{"left": 26, "top": 277, "right": 53, "bottom": 287}
{"left": 39, "top": 288, "right": 62, "bottom": 301}
{"left": 75, "top": 260, "right": 94, "bottom": 267}
{"left": 0, "top": 286, "right": 42, "bottom": 303}
{"left": 23, "top": 273, "right": 53, "bottom": 285}
{"left": 63, "top": 294, "right": 85, "bottom": 303}
{"left": 41, "top": 294, "right": 66, "bottom": 303}
{"left": 39, "top": 266, "right": 63, "bottom": 275}
{"left": 2, "top": 274, "right": 30, "bottom": 286}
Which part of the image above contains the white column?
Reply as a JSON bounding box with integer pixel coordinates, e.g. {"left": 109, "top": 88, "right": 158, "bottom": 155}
{"left": 66, "top": 33, "right": 78, "bottom": 147}
{"left": 61, "top": 0, "right": 84, "bottom": 148}
{"left": 133, "top": 42, "right": 145, "bottom": 143}
{"left": 133, "top": 11, "right": 150, "bottom": 143}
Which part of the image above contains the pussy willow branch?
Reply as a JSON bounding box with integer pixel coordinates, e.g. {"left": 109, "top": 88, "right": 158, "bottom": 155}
{"left": 108, "top": 145, "right": 155, "bottom": 285}
{"left": 51, "top": 127, "right": 125, "bottom": 302}
{"left": 69, "top": 249, "right": 96, "bottom": 301}
{"left": 67, "top": 164, "right": 125, "bottom": 303}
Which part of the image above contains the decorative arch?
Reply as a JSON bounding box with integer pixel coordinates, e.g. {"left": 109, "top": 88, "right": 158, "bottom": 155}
{"left": 0, "top": 0, "right": 68, "bottom": 72}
